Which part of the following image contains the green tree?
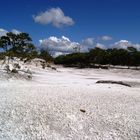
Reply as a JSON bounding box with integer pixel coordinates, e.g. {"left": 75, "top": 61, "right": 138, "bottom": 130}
{"left": 0, "top": 32, "right": 37, "bottom": 59}
{"left": 39, "top": 49, "right": 53, "bottom": 62}
{"left": 0, "top": 36, "right": 10, "bottom": 52}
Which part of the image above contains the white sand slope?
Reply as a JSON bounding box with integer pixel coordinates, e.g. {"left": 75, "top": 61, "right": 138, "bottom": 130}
{"left": 0, "top": 66, "right": 140, "bottom": 140}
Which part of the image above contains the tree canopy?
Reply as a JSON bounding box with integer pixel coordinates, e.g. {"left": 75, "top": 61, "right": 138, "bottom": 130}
{"left": 54, "top": 47, "right": 140, "bottom": 67}
{"left": 1, "top": 32, "right": 140, "bottom": 66}
{"left": 0, "top": 32, "right": 37, "bottom": 59}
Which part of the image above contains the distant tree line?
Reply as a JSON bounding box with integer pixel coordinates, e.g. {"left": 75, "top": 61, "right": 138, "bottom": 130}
{"left": 1, "top": 32, "right": 140, "bottom": 67}
{"left": 0, "top": 32, "right": 53, "bottom": 62}
{"left": 54, "top": 47, "right": 140, "bottom": 67}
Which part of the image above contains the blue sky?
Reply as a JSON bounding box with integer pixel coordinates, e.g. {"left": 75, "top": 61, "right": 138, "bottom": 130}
{"left": 0, "top": 0, "right": 140, "bottom": 54}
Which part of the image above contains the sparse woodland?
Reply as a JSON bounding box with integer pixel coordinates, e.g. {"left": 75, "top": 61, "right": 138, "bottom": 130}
{"left": 54, "top": 47, "right": 140, "bottom": 67}
{"left": 1, "top": 32, "right": 140, "bottom": 70}
{"left": 0, "top": 32, "right": 53, "bottom": 62}
{"left": 0, "top": 32, "right": 53, "bottom": 79}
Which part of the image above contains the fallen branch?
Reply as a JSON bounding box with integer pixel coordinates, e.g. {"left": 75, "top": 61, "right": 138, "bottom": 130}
{"left": 96, "top": 80, "right": 131, "bottom": 87}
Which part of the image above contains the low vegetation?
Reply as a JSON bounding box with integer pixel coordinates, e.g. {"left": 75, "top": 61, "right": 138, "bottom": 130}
{"left": 0, "top": 32, "right": 53, "bottom": 62}
{"left": 54, "top": 47, "right": 140, "bottom": 67}
{"left": 1, "top": 32, "right": 140, "bottom": 69}
{"left": 0, "top": 32, "right": 53, "bottom": 79}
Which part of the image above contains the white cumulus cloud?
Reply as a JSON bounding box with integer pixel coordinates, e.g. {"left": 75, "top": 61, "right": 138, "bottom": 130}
{"left": 33, "top": 7, "right": 74, "bottom": 28}
{"left": 11, "top": 29, "right": 21, "bottom": 34}
{"left": 82, "top": 38, "right": 94, "bottom": 46}
{"left": 96, "top": 43, "right": 106, "bottom": 49}
{"left": 112, "top": 40, "right": 140, "bottom": 50}
{"left": 113, "top": 40, "right": 130, "bottom": 49}
{"left": 0, "top": 28, "right": 21, "bottom": 37}
{"left": 39, "top": 36, "right": 80, "bottom": 57}
{"left": 39, "top": 36, "right": 140, "bottom": 57}
{"left": 81, "top": 38, "right": 107, "bottom": 51}
{"left": 0, "top": 28, "right": 8, "bottom": 37}
{"left": 39, "top": 36, "right": 109, "bottom": 56}
{"left": 81, "top": 38, "right": 95, "bottom": 52}
{"left": 133, "top": 44, "right": 140, "bottom": 50}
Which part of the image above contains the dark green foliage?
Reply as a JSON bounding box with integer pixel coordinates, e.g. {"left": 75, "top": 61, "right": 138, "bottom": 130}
{"left": 0, "top": 32, "right": 39, "bottom": 60}
{"left": 54, "top": 47, "right": 140, "bottom": 67}
{"left": 88, "top": 47, "right": 108, "bottom": 65}
{"left": 0, "top": 36, "right": 10, "bottom": 51}
{"left": 54, "top": 53, "right": 89, "bottom": 67}
{"left": 1, "top": 32, "right": 140, "bottom": 66}
{"left": 0, "top": 52, "right": 5, "bottom": 60}
{"left": 38, "top": 49, "right": 53, "bottom": 62}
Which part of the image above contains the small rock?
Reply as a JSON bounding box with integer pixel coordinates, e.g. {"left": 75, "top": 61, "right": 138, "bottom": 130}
{"left": 52, "top": 67, "right": 57, "bottom": 70}
{"left": 80, "top": 109, "right": 86, "bottom": 113}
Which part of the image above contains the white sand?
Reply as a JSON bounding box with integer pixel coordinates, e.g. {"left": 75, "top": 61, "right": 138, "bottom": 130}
{"left": 0, "top": 65, "right": 140, "bottom": 140}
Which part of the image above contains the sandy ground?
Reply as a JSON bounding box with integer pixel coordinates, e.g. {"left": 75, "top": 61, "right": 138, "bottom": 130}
{"left": 0, "top": 65, "right": 140, "bottom": 140}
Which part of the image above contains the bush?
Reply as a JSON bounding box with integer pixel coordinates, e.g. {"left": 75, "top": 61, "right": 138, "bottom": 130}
{"left": 54, "top": 47, "right": 140, "bottom": 67}
{"left": 38, "top": 49, "right": 53, "bottom": 62}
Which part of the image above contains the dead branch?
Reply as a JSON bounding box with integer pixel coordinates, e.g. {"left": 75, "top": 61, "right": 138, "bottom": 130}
{"left": 96, "top": 80, "right": 131, "bottom": 87}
